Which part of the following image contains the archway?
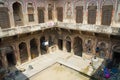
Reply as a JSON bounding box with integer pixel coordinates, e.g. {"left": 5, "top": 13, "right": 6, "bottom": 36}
{"left": 66, "top": 36, "right": 71, "bottom": 52}
{"left": 73, "top": 37, "right": 83, "bottom": 57}
{"left": 13, "top": 2, "right": 23, "bottom": 26}
{"left": 112, "top": 45, "right": 120, "bottom": 67}
{"left": 40, "top": 36, "right": 47, "bottom": 55}
{"left": 30, "top": 38, "right": 39, "bottom": 59}
{"left": 58, "top": 39, "right": 63, "bottom": 50}
{"left": 6, "top": 46, "right": 16, "bottom": 66}
{"left": 19, "top": 42, "right": 28, "bottom": 63}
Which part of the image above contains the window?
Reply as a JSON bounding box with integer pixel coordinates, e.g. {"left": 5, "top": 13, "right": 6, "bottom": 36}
{"left": 76, "top": 6, "right": 83, "bottom": 23}
{"left": 88, "top": 6, "right": 97, "bottom": 24}
{"left": 27, "top": 4, "right": 34, "bottom": 22}
{"left": 48, "top": 4, "right": 53, "bottom": 20}
{"left": 48, "top": 8, "right": 52, "bottom": 20}
{"left": 28, "top": 14, "right": 34, "bottom": 22}
{"left": 57, "top": 7, "right": 63, "bottom": 21}
{"left": 101, "top": 5, "right": 113, "bottom": 26}
{"left": 38, "top": 8, "right": 44, "bottom": 23}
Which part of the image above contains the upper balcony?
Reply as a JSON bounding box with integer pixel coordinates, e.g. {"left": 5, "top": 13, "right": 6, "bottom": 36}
{"left": 0, "top": 22, "right": 120, "bottom": 38}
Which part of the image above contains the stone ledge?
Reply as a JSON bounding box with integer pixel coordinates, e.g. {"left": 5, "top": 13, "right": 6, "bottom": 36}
{"left": 0, "top": 22, "right": 120, "bottom": 38}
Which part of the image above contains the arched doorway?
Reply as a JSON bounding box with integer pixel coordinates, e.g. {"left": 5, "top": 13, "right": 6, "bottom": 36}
{"left": 6, "top": 46, "right": 16, "bottom": 66}
{"left": 13, "top": 2, "right": 24, "bottom": 26}
{"left": 19, "top": 42, "right": 28, "bottom": 63}
{"left": 112, "top": 45, "right": 120, "bottom": 67}
{"left": 58, "top": 39, "right": 63, "bottom": 50}
{"left": 73, "top": 37, "right": 83, "bottom": 57}
{"left": 30, "top": 38, "right": 39, "bottom": 59}
{"left": 66, "top": 36, "right": 71, "bottom": 52}
{"left": 40, "top": 36, "right": 47, "bottom": 55}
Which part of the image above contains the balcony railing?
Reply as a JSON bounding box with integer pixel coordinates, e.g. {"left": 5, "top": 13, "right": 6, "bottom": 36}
{"left": 0, "top": 22, "right": 120, "bottom": 38}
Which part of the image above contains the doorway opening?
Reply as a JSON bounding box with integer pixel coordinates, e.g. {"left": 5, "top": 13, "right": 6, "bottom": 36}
{"left": 113, "top": 51, "right": 120, "bottom": 67}
{"left": 19, "top": 42, "right": 28, "bottom": 63}
{"left": 66, "top": 36, "right": 71, "bottom": 52}
{"left": 73, "top": 37, "right": 83, "bottom": 57}
{"left": 6, "top": 53, "right": 16, "bottom": 66}
{"left": 58, "top": 39, "right": 63, "bottom": 50}
{"left": 30, "top": 38, "right": 39, "bottom": 59}
{"left": 6, "top": 46, "right": 16, "bottom": 66}
{"left": 40, "top": 36, "right": 47, "bottom": 55}
{"left": 13, "top": 2, "right": 23, "bottom": 26}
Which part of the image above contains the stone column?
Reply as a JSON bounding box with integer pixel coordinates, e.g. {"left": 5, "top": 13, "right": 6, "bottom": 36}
{"left": 45, "top": 35, "right": 49, "bottom": 53}
{"left": 9, "top": 6, "right": 15, "bottom": 28}
{"left": 14, "top": 44, "right": 21, "bottom": 66}
{"left": 53, "top": 1, "right": 57, "bottom": 22}
{"left": 36, "top": 37, "right": 41, "bottom": 56}
{"left": 1, "top": 50, "right": 8, "bottom": 69}
{"left": 45, "top": 1, "right": 48, "bottom": 22}
{"left": 63, "top": 40, "right": 67, "bottom": 52}
{"left": 92, "top": 38, "right": 97, "bottom": 55}
{"left": 71, "top": 38, "right": 74, "bottom": 55}
{"left": 96, "top": 8, "right": 101, "bottom": 25}
{"left": 83, "top": 7, "right": 87, "bottom": 24}
{"left": 26, "top": 41, "right": 31, "bottom": 61}
{"left": 111, "top": 10, "right": 115, "bottom": 26}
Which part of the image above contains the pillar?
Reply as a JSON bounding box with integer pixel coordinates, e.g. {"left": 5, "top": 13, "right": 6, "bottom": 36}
{"left": 9, "top": 5, "right": 15, "bottom": 28}
{"left": 83, "top": 6, "right": 87, "bottom": 24}
{"left": 1, "top": 50, "right": 8, "bottom": 69}
{"left": 36, "top": 37, "right": 41, "bottom": 56}
{"left": 63, "top": 40, "right": 67, "bottom": 52}
{"left": 71, "top": 38, "right": 74, "bottom": 55}
{"left": 26, "top": 41, "right": 31, "bottom": 61}
{"left": 96, "top": 8, "right": 101, "bottom": 25}
{"left": 14, "top": 43, "right": 21, "bottom": 66}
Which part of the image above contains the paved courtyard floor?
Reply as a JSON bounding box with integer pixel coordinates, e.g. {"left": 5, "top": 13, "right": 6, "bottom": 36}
{"left": 14, "top": 50, "right": 104, "bottom": 80}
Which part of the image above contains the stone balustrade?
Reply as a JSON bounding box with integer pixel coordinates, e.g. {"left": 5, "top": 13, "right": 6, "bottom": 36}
{"left": 0, "top": 22, "right": 120, "bottom": 38}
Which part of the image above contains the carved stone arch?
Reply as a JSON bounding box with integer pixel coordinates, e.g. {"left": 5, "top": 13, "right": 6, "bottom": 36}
{"left": 11, "top": 1, "right": 24, "bottom": 8}
{"left": 101, "top": 0, "right": 114, "bottom": 7}
{"left": 87, "top": 0, "right": 98, "bottom": 7}
{"left": 74, "top": 0, "right": 84, "bottom": 6}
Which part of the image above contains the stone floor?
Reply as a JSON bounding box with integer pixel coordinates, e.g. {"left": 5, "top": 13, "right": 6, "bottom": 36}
{"left": 6, "top": 50, "right": 104, "bottom": 80}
